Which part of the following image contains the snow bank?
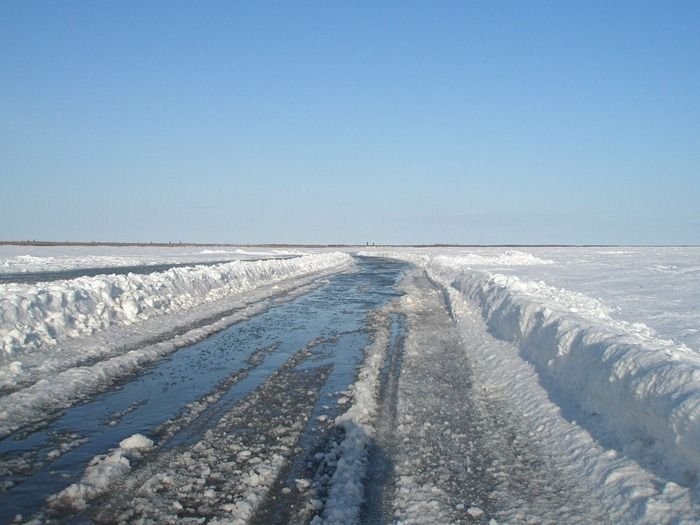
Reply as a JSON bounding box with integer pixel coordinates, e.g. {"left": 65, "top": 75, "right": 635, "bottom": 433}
{"left": 199, "top": 248, "right": 304, "bottom": 257}
{"left": 426, "top": 259, "right": 700, "bottom": 480}
{"left": 436, "top": 279, "right": 697, "bottom": 523}
{"left": 0, "top": 253, "right": 352, "bottom": 360}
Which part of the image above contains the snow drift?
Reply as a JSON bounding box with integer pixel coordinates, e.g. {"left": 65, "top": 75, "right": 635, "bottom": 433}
{"left": 0, "top": 253, "right": 352, "bottom": 359}
{"left": 425, "top": 258, "right": 700, "bottom": 480}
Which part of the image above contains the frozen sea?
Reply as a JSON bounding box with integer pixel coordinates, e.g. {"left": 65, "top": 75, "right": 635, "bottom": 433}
{"left": 0, "top": 244, "right": 316, "bottom": 277}
{"left": 2, "top": 244, "right": 699, "bottom": 524}
{"left": 377, "top": 245, "right": 700, "bottom": 352}
{"left": 505, "top": 246, "right": 700, "bottom": 352}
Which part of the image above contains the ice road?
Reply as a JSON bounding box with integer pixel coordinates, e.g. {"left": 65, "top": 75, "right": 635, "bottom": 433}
{"left": 1, "top": 251, "right": 699, "bottom": 524}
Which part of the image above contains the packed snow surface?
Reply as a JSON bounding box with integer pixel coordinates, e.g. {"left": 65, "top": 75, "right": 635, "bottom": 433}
{"left": 367, "top": 246, "right": 700, "bottom": 351}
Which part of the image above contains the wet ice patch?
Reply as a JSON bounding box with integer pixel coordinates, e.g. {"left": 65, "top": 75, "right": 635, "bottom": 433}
{"left": 448, "top": 268, "right": 700, "bottom": 479}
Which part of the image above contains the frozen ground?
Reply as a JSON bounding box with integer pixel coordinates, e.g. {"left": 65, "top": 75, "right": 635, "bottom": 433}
{"left": 362, "top": 246, "right": 700, "bottom": 523}
{"left": 0, "top": 255, "right": 406, "bottom": 524}
{"left": 0, "top": 245, "right": 316, "bottom": 275}
{"left": 498, "top": 247, "right": 700, "bottom": 352}
{"left": 364, "top": 246, "right": 700, "bottom": 352}
{"left": 1, "top": 246, "right": 699, "bottom": 524}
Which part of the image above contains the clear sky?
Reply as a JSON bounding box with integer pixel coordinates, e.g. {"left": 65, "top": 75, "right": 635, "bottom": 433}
{"left": 1, "top": 1, "right": 699, "bottom": 245}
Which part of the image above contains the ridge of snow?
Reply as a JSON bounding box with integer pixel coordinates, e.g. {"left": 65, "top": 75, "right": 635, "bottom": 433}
{"left": 357, "top": 249, "right": 553, "bottom": 267}
{"left": 435, "top": 276, "right": 698, "bottom": 523}
{"left": 423, "top": 258, "right": 700, "bottom": 482}
{"left": 1, "top": 253, "right": 352, "bottom": 361}
{"left": 432, "top": 250, "right": 554, "bottom": 266}
{"left": 0, "top": 245, "right": 314, "bottom": 274}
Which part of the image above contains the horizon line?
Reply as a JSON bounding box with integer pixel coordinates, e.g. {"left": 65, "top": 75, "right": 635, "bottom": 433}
{"left": 1, "top": 240, "right": 699, "bottom": 249}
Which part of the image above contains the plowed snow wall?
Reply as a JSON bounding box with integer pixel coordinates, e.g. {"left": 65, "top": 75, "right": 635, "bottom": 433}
{"left": 1, "top": 253, "right": 352, "bottom": 358}
{"left": 432, "top": 264, "right": 700, "bottom": 478}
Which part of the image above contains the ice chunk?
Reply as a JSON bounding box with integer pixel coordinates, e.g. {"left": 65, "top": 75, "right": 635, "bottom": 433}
{"left": 119, "top": 433, "right": 154, "bottom": 451}
{"left": 467, "top": 506, "right": 484, "bottom": 518}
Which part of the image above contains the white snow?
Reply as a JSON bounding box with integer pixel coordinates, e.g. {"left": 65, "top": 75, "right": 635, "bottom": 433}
{"left": 1, "top": 253, "right": 351, "bottom": 360}
{"left": 439, "top": 276, "right": 699, "bottom": 523}
{"left": 0, "top": 244, "right": 312, "bottom": 274}
{"left": 364, "top": 245, "right": 700, "bottom": 352}
{"left": 119, "top": 433, "right": 154, "bottom": 451}
{"left": 359, "top": 248, "right": 553, "bottom": 268}
{"left": 0, "top": 252, "right": 353, "bottom": 437}
{"left": 433, "top": 249, "right": 554, "bottom": 267}
{"left": 367, "top": 246, "right": 700, "bottom": 523}
{"left": 483, "top": 246, "right": 700, "bottom": 352}
{"left": 428, "top": 257, "right": 700, "bottom": 479}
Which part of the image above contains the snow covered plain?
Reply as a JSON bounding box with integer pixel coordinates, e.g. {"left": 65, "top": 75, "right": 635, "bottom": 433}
{"left": 1, "top": 245, "right": 700, "bottom": 524}
{"left": 0, "top": 244, "right": 312, "bottom": 275}
{"left": 361, "top": 246, "right": 700, "bottom": 523}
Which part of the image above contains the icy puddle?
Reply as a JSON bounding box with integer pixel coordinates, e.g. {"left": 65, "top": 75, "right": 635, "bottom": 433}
{"left": 0, "top": 256, "right": 406, "bottom": 524}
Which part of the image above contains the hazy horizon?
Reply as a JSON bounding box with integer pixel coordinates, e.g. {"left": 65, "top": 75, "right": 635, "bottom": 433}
{"left": 2, "top": 2, "right": 699, "bottom": 245}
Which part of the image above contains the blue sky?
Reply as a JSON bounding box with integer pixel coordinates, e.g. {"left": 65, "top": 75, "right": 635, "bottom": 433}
{"left": 1, "top": 1, "right": 698, "bottom": 244}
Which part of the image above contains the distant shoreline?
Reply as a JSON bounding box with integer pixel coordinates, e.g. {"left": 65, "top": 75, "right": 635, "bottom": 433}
{"left": 1, "top": 241, "right": 698, "bottom": 248}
